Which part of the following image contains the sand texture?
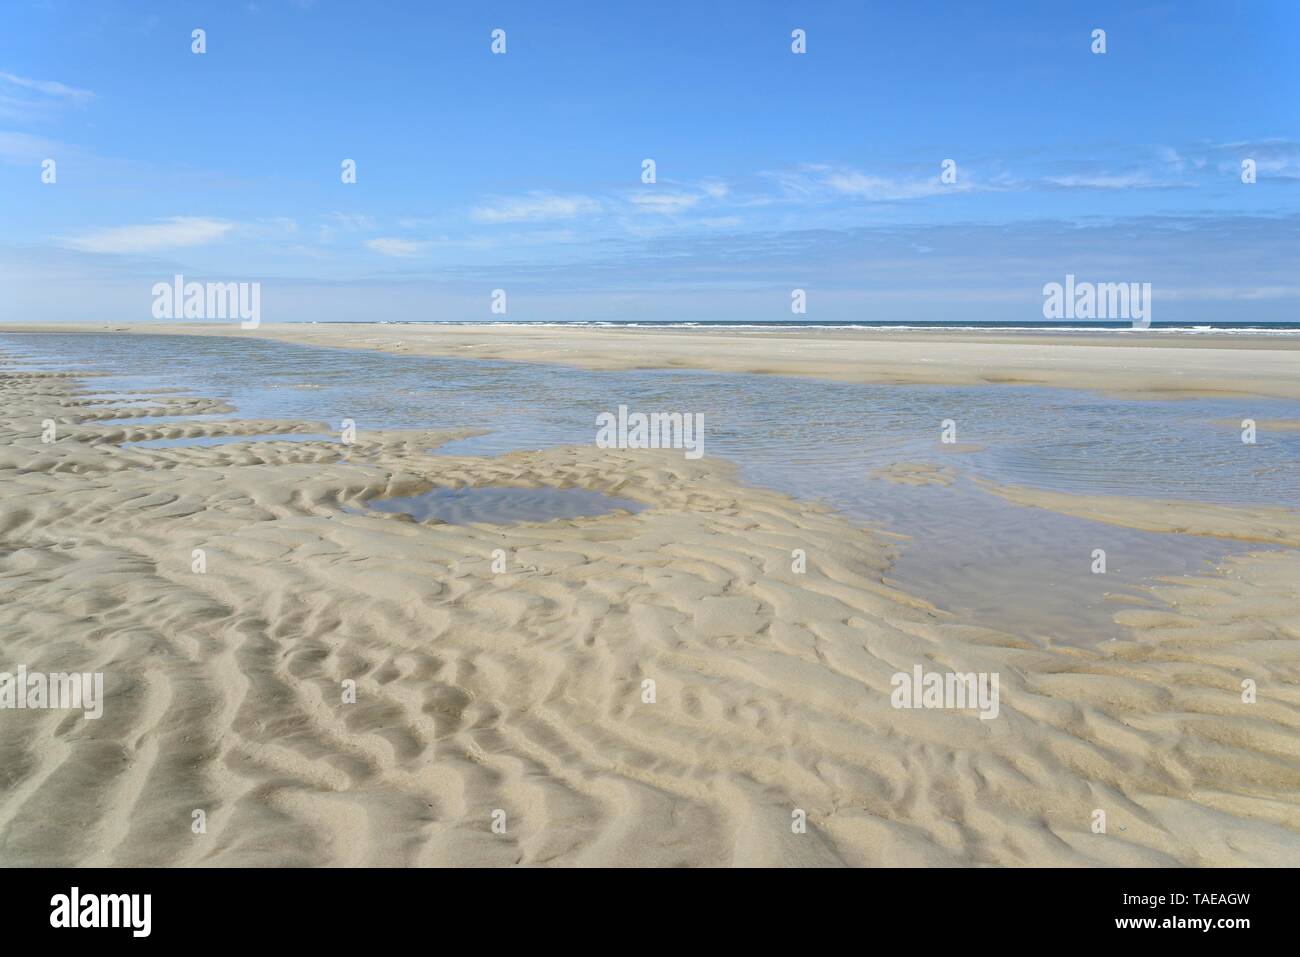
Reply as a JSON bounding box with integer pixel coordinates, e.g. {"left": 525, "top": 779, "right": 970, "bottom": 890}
{"left": 2, "top": 341, "right": 1298, "bottom": 867}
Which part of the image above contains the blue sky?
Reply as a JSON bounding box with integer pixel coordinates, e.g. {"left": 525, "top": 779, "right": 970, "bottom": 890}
{"left": 3, "top": 0, "right": 1299, "bottom": 323}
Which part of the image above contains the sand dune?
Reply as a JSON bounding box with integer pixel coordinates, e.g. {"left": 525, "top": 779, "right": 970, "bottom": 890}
{"left": 1, "top": 347, "right": 1298, "bottom": 866}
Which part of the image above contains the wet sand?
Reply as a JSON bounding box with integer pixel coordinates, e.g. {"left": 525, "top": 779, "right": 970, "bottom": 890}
{"left": 10, "top": 322, "right": 1298, "bottom": 401}
{"left": 1, "top": 336, "right": 1297, "bottom": 866}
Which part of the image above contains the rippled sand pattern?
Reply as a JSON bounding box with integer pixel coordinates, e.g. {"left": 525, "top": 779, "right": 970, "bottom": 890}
{"left": 1, "top": 351, "right": 1299, "bottom": 866}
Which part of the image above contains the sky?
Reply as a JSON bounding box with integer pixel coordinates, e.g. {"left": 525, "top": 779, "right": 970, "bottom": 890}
{"left": 2, "top": 0, "right": 1299, "bottom": 324}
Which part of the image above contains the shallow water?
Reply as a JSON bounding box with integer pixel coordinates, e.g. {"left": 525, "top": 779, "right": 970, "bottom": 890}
{"left": 98, "top": 413, "right": 235, "bottom": 426}
{"left": 364, "top": 485, "right": 645, "bottom": 524}
{"left": 5, "top": 331, "right": 1296, "bottom": 642}
{"left": 124, "top": 432, "right": 335, "bottom": 449}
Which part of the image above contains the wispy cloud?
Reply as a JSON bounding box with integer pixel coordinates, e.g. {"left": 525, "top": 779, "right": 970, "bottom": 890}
{"left": 60, "top": 217, "right": 235, "bottom": 253}
{"left": 628, "top": 191, "right": 705, "bottom": 214}
{"left": 0, "top": 71, "right": 94, "bottom": 105}
{"left": 823, "top": 170, "right": 951, "bottom": 200}
{"left": 0, "top": 71, "right": 93, "bottom": 121}
{"left": 317, "top": 211, "right": 375, "bottom": 243}
{"left": 365, "top": 237, "right": 425, "bottom": 257}
{"left": 326, "top": 212, "right": 376, "bottom": 231}
{"left": 1044, "top": 172, "right": 1162, "bottom": 189}
{"left": 1174, "top": 139, "right": 1300, "bottom": 182}
{"left": 767, "top": 154, "right": 1211, "bottom": 201}
{"left": 766, "top": 163, "right": 970, "bottom": 202}
{"left": 471, "top": 192, "right": 600, "bottom": 224}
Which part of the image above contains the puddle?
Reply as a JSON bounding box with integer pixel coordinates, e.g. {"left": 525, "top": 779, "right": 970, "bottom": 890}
{"left": 125, "top": 433, "right": 335, "bottom": 449}
{"left": 362, "top": 485, "right": 646, "bottom": 524}
{"left": 427, "top": 434, "right": 507, "bottom": 457}
{"left": 878, "top": 479, "right": 1266, "bottom": 643}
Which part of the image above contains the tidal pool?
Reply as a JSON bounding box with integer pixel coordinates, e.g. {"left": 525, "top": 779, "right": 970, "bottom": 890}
{"left": 363, "top": 485, "right": 646, "bottom": 524}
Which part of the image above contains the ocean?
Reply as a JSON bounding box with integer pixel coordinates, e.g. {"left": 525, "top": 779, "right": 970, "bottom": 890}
{"left": 289, "top": 319, "right": 1300, "bottom": 335}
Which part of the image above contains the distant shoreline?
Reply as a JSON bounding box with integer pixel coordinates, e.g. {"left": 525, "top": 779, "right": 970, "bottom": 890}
{"left": 5, "top": 321, "right": 1299, "bottom": 400}
{"left": 11, "top": 320, "right": 1300, "bottom": 336}
{"left": 280, "top": 319, "right": 1300, "bottom": 334}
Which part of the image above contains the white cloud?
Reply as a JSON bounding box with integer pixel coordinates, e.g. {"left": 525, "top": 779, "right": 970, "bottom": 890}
{"left": 0, "top": 71, "right": 94, "bottom": 106}
{"left": 60, "top": 217, "right": 235, "bottom": 253}
{"left": 764, "top": 164, "right": 967, "bottom": 202}
{"left": 471, "top": 192, "right": 599, "bottom": 224}
{"left": 1045, "top": 173, "right": 1156, "bottom": 189}
{"left": 824, "top": 171, "right": 948, "bottom": 200}
{"left": 365, "top": 237, "right": 425, "bottom": 257}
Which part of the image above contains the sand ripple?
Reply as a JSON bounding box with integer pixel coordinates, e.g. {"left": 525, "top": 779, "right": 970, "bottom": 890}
{"left": 1, "top": 355, "right": 1298, "bottom": 866}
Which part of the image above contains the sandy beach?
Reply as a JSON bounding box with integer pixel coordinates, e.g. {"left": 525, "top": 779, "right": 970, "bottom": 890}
{"left": 27, "top": 321, "right": 1299, "bottom": 401}
{"left": 1, "top": 327, "right": 1297, "bottom": 866}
